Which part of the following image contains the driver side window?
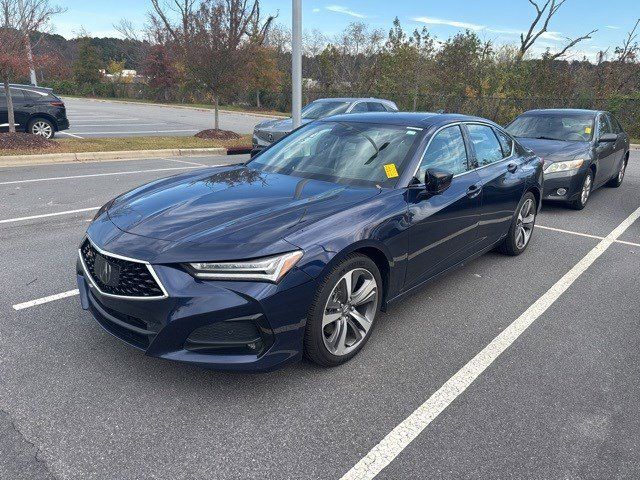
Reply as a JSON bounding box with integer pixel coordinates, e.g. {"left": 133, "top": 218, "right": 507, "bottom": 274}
{"left": 597, "top": 114, "right": 612, "bottom": 136}
{"left": 418, "top": 125, "right": 469, "bottom": 180}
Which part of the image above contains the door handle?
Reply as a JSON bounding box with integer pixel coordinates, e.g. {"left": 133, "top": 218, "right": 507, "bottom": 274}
{"left": 467, "top": 184, "right": 482, "bottom": 198}
{"left": 507, "top": 163, "right": 518, "bottom": 173}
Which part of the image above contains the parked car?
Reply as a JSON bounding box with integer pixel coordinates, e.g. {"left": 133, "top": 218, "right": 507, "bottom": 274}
{"left": 0, "top": 84, "right": 69, "bottom": 139}
{"left": 251, "top": 97, "right": 398, "bottom": 154}
{"left": 77, "top": 112, "right": 542, "bottom": 372}
{"left": 506, "top": 109, "right": 630, "bottom": 210}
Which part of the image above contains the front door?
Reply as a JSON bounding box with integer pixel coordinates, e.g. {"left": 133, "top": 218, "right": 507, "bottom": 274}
{"left": 0, "top": 90, "right": 8, "bottom": 130}
{"left": 594, "top": 113, "right": 617, "bottom": 186}
{"left": 405, "top": 125, "right": 482, "bottom": 288}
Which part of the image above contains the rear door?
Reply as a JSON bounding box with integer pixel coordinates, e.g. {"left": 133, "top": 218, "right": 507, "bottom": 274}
{"left": 465, "top": 123, "right": 526, "bottom": 247}
{"left": 405, "top": 124, "right": 482, "bottom": 288}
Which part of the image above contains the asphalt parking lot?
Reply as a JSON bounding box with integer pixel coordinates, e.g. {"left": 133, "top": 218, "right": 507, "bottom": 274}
{"left": 58, "top": 97, "right": 274, "bottom": 138}
{"left": 1, "top": 152, "right": 639, "bottom": 479}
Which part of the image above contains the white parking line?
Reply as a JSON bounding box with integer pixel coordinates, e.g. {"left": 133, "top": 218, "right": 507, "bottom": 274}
{"left": 57, "top": 131, "right": 84, "bottom": 139}
{"left": 0, "top": 166, "right": 202, "bottom": 185}
{"left": 537, "top": 224, "right": 640, "bottom": 248}
{"left": 0, "top": 207, "right": 99, "bottom": 224}
{"left": 12, "top": 289, "right": 79, "bottom": 311}
{"left": 164, "top": 158, "right": 207, "bottom": 166}
{"left": 68, "top": 123, "right": 167, "bottom": 127}
{"left": 341, "top": 205, "right": 640, "bottom": 480}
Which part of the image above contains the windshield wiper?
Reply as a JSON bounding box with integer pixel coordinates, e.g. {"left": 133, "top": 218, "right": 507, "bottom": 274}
{"left": 533, "top": 136, "right": 563, "bottom": 141}
{"left": 338, "top": 122, "right": 384, "bottom": 163}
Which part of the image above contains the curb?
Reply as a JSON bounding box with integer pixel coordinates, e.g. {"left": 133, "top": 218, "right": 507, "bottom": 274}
{"left": 61, "top": 96, "right": 288, "bottom": 119}
{"left": 0, "top": 147, "right": 228, "bottom": 168}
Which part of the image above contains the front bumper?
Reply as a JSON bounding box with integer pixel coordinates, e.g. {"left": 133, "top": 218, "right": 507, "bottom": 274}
{"left": 542, "top": 168, "right": 587, "bottom": 202}
{"left": 77, "top": 257, "right": 316, "bottom": 372}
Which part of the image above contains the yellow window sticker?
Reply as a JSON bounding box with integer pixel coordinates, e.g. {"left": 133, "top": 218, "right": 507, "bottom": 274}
{"left": 585, "top": 127, "right": 592, "bottom": 134}
{"left": 384, "top": 164, "right": 399, "bottom": 178}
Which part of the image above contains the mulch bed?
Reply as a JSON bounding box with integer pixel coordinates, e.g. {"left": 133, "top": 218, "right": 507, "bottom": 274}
{"left": 0, "top": 132, "right": 58, "bottom": 151}
{"left": 195, "top": 129, "right": 241, "bottom": 140}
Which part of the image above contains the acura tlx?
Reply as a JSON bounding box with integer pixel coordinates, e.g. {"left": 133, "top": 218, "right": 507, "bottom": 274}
{"left": 77, "top": 112, "right": 542, "bottom": 371}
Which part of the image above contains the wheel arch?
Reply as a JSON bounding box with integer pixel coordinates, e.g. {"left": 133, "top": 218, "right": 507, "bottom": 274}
{"left": 27, "top": 114, "right": 59, "bottom": 132}
{"left": 320, "top": 240, "right": 393, "bottom": 311}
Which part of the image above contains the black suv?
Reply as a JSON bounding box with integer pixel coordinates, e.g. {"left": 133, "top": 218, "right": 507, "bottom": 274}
{"left": 0, "top": 84, "right": 70, "bottom": 139}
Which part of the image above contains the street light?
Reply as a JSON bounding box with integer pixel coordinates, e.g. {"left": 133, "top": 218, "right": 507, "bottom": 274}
{"left": 291, "top": 0, "right": 302, "bottom": 128}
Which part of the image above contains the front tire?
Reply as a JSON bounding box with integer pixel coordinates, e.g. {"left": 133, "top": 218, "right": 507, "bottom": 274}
{"left": 607, "top": 156, "right": 627, "bottom": 188}
{"left": 29, "top": 118, "right": 55, "bottom": 139}
{"left": 304, "top": 254, "right": 382, "bottom": 367}
{"left": 496, "top": 192, "right": 537, "bottom": 256}
{"left": 569, "top": 170, "right": 593, "bottom": 210}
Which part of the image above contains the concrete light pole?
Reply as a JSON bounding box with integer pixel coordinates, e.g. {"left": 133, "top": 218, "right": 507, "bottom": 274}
{"left": 17, "top": 0, "right": 38, "bottom": 86}
{"left": 291, "top": 0, "right": 302, "bottom": 128}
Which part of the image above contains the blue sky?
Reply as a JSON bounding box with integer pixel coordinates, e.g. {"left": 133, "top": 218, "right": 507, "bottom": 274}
{"left": 52, "top": 0, "right": 638, "bottom": 60}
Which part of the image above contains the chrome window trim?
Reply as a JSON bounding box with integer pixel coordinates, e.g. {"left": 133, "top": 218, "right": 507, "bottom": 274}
{"left": 78, "top": 235, "right": 169, "bottom": 301}
{"left": 410, "top": 121, "right": 516, "bottom": 184}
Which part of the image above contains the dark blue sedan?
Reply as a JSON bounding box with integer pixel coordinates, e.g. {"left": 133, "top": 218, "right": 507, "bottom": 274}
{"left": 77, "top": 113, "right": 543, "bottom": 371}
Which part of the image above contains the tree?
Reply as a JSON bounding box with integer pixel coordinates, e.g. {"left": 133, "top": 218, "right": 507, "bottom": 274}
{"left": 0, "top": 0, "right": 62, "bottom": 133}
{"left": 142, "top": 44, "right": 179, "bottom": 101}
{"left": 518, "top": 0, "right": 596, "bottom": 60}
{"left": 73, "top": 35, "right": 103, "bottom": 86}
{"left": 148, "top": 0, "right": 275, "bottom": 130}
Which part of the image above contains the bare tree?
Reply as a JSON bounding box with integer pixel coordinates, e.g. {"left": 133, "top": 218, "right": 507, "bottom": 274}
{"left": 0, "top": 0, "right": 63, "bottom": 133}
{"left": 615, "top": 18, "right": 640, "bottom": 63}
{"left": 518, "top": 0, "right": 596, "bottom": 60}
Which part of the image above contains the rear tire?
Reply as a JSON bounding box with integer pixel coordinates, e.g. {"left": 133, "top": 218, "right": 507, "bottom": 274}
{"left": 569, "top": 170, "right": 593, "bottom": 210}
{"left": 607, "top": 156, "right": 627, "bottom": 188}
{"left": 28, "top": 118, "right": 55, "bottom": 139}
{"left": 303, "top": 254, "right": 382, "bottom": 367}
{"left": 496, "top": 192, "right": 537, "bottom": 256}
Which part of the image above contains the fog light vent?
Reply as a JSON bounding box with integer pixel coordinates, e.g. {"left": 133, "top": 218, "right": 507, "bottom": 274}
{"left": 557, "top": 188, "right": 567, "bottom": 196}
{"left": 184, "top": 315, "right": 267, "bottom": 355}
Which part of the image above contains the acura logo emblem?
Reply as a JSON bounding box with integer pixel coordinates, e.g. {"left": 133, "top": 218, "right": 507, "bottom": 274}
{"left": 94, "top": 254, "right": 118, "bottom": 286}
{"left": 98, "top": 260, "right": 113, "bottom": 284}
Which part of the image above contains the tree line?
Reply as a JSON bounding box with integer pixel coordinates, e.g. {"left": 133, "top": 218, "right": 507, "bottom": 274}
{"left": 2, "top": 0, "right": 640, "bottom": 136}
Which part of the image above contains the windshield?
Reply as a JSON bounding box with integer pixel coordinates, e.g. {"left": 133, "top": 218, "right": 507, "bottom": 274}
{"left": 248, "top": 121, "right": 423, "bottom": 187}
{"left": 506, "top": 114, "right": 595, "bottom": 142}
{"left": 301, "top": 101, "right": 351, "bottom": 120}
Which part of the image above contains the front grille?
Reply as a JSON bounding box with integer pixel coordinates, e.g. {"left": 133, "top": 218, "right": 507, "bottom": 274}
{"left": 80, "top": 238, "right": 164, "bottom": 298}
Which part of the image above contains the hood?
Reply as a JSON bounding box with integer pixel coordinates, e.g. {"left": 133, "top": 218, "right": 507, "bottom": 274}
{"left": 255, "top": 117, "right": 313, "bottom": 134}
{"left": 103, "top": 165, "right": 379, "bottom": 260}
{"left": 516, "top": 138, "right": 591, "bottom": 162}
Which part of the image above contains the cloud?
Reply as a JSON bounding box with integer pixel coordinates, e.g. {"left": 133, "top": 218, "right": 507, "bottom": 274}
{"left": 413, "top": 16, "right": 484, "bottom": 31}
{"left": 539, "top": 31, "right": 565, "bottom": 42}
{"left": 326, "top": 5, "right": 367, "bottom": 19}
{"left": 312, "top": 8, "right": 320, "bottom": 13}
{"left": 605, "top": 25, "right": 620, "bottom": 29}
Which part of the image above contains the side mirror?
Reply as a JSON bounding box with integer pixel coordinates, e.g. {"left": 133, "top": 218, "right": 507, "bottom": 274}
{"left": 598, "top": 133, "right": 618, "bottom": 143}
{"left": 424, "top": 169, "right": 454, "bottom": 195}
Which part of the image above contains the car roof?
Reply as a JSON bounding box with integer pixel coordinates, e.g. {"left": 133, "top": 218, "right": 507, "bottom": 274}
{"left": 319, "top": 112, "right": 499, "bottom": 129}
{"left": 314, "top": 97, "right": 396, "bottom": 105}
{"left": 520, "top": 108, "right": 602, "bottom": 116}
{"left": 9, "top": 84, "right": 54, "bottom": 96}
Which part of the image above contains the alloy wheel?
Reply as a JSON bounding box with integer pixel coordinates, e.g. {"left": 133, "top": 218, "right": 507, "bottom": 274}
{"left": 618, "top": 162, "right": 626, "bottom": 183}
{"left": 322, "top": 268, "right": 378, "bottom": 356}
{"left": 32, "top": 121, "right": 53, "bottom": 139}
{"left": 515, "top": 198, "right": 536, "bottom": 250}
{"left": 581, "top": 173, "right": 592, "bottom": 205}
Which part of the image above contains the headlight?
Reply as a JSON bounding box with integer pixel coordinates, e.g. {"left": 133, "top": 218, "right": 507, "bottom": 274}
{"left": 187, "top": 251, "right": 304, "bottom": 282}
{"left": 93, "top": 198, "right": 116, "bottom": 220}
{"left": 544, "top": 159, "right": 584, "bottom": 173}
